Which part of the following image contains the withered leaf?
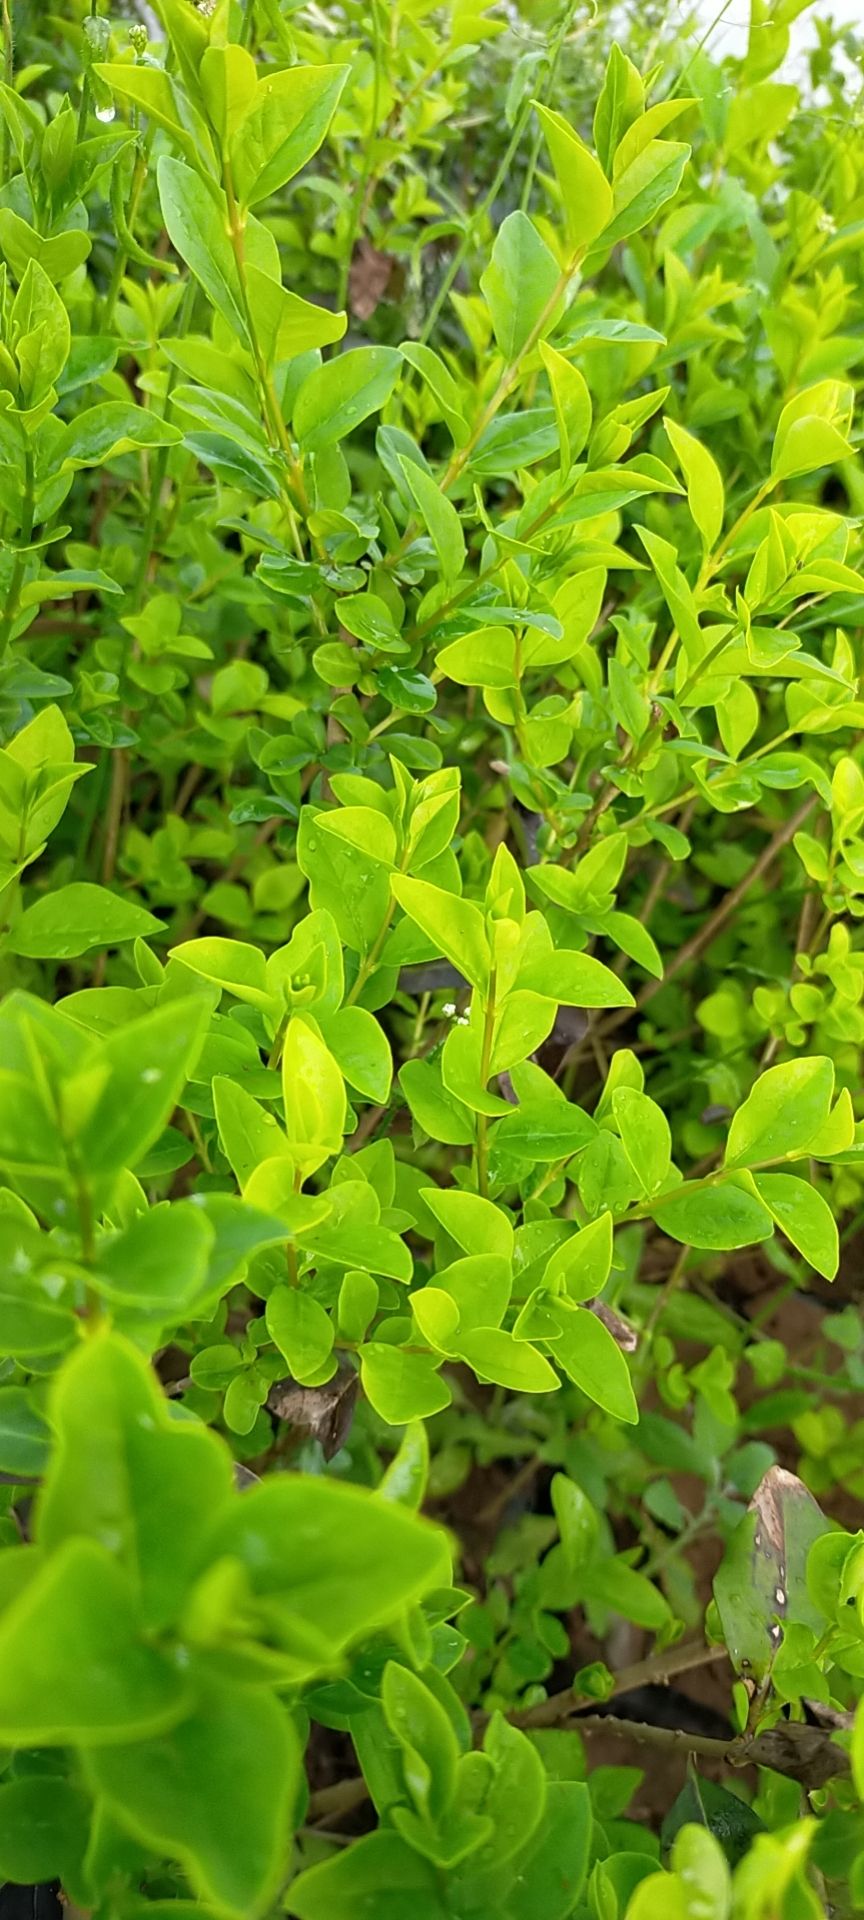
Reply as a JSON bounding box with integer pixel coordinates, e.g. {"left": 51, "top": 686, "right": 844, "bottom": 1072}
{"left": 713, "top": 1466, "right": 831, "bottom": 1684}
{"left": 268, "top": 1363, "right": 358, "bottom": 1461}
{"left": 349, "top": 240, "right": 394, "bottom": 321}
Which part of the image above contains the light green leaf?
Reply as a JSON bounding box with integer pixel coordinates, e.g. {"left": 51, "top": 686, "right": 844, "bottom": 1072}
{"left": 294, "top": 346, "right": 401, "bottom": 451}
{"left": 493, "top": 1101, "right": 596, "bottom": 1163}
{"left": 421, "top": 1186, "right": 513, "bottom": 1259}
{"left": 539, "top": 339, "right": 592, "bottom": 473}
{"left": 613, "top": 1088, "right": 671, "bottom": 1196}
{"left": 724, "top": 1058, "right": 835, "bottom": 1169}
{"left": 282, "top": 1014, "right": 347, "bottom": 1171}
{"left": 437, "top": 625, "right": 516, "bottom": 688}
{"left": 86, "top": 1683, "right": 299, "bottom": 1920}
{"left": 456, "top": 1326, "right": 558, "bottom": 1392}
{"left": 652, "top": 1179, "right": 774, "bottom": 1250}
{"left": 0, "top": 1538, "right": 184, "bottom": 1745}
{"left": 664, "top": 415, "right": 724, "bottom": 553}
{"left": 400, "top": 457, "right": 466, "bottom": 581}
{"left": 481, "top": 211, "right": 562, "bottom": 360}
{"left": 6, "top": 882, "right": 163, "bottom": 959}
{"left": 231, "top": 63, "right": 350, "bottom": 209}
{"left": 533, "top": 103, "right": 613, "bottom": 252}
{"left": 544, "top": 1212, "right": 613, "bottom": 1301}
{"left": 361, "top": 1343, "right": 452, "bottom": 1423}
{"left": 158, "top": 157, "right": 245, "bottom": 335}
{"left": 753, "top": 1173, "right": 839, "bottom": 1280}
{"left": 391, "top": 873, "right": 490, "bottom": 992}
{"left": 518, "top": 944, "right": 633, "bottom": 1008}
{"left": 551, "top": 1303, "right": 637, "bottom": 1421}
{"left": 266, "top": 1284, "right": 335, "bottom": 1384}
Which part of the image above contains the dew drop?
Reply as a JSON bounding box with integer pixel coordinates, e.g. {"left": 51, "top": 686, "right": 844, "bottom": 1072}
{"left": 95, "top": 103, "right": 116, "bottom": 123}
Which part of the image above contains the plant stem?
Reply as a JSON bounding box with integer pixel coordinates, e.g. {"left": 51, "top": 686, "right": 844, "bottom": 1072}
{"left": 475, "top": 969, "right": 497, "bottom": 1198}
{"left": 0, "top": 0, "right": 12, "bottom": 190}
{"left": 0, "top": 440, "right": 34, "bottom": 658}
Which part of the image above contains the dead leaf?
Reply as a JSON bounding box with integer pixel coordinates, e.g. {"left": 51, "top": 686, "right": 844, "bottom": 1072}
{"left": 714, "top": 1466, "right": 831, "bottom": 1684}
{"left": 268, "top": 1364, "right": 358, "bottom": 1461}
{"left": 349, "top": 240, "right": 395, "bottom": 320}
{"left": 743, "top": 1720, "right": 850, "bottom": 1790}
{"left": 589, "top": 1300, "right": 638, "bottom": 1352}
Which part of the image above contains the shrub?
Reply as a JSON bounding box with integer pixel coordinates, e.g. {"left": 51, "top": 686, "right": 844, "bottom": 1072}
{"left": 0, "top": 0, "right": 862, "bottom": 1913}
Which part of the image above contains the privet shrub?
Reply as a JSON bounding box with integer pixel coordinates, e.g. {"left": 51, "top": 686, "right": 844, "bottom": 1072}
{"left": 0, "top": 0, "right": 863, "bottom": 1913}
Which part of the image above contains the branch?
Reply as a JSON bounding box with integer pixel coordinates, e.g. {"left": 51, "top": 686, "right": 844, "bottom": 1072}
{"left": 512, "top": 1641, "right": 727, "bottom": 1730}
{"left": 636, "top": 796, "right": 816, "bottom": 1011}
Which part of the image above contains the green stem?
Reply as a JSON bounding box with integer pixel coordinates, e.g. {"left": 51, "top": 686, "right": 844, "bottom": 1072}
{"left": 337, "top": 0, "right": 385, "bottom": 310}
{"left": 475, "top": 969, "right": 497, "bottom": 1198}
{"left": 0, "top": 0, "right": 12, "bottom": 190}
{"left": 0, "top": 439, "right": 34, "bottom": 658}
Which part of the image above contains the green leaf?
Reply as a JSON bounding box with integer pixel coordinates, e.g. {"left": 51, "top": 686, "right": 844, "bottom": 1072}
{"left": 231, "top": 63, "right": 350, "bottom": 209}
{"left": 58, "top": 402, "right": 182, "bottom": 469}
{"left": 392, "top": 873, "right": 490, "bottom": 991}
{"left": 92, "top": 1201, "right": 214, "bottom": 1310}
{"left": 400, "top": 456, "right": 466, "bottom": 581}
{"left": 533, "top": 104, "right": 613, "bottom": 252}
{"left": 598, "top": 139, "right": 690, "bottom": 249}
{"left": 294, "top": 347, "right": 401, "bottom": 451}
{"left": 267, "top": 1284, "right": 334, "bottom": 1384}
{"left": 593, "top": 42, "right": 644, "bottom": 174}
{"left": 437, "top": 625, "right": 516, "bottom": 688}
{"left": 460, "top": 1782, "right": 592, "bottom": 1920}
{"left": 6, "top": 882, "right": 163, "bottom": 958}
{"left": 538, "top": 340, "right": 592, "bottom": 472}
{"left": 664, "top": 415, "right": 724, "bottom": 554}
{"left": 399, "top": 1057, "right": 475, "bottom": 1147}
{"left": 290, "top": 1830, "right": 447, "bottom": 1920}
{"left": 613, "top": 1088, "right": 671, "bottom": 1196}
{"left": 157, "top": 157, "right": 245, "bottom": 335}
{"left": 457, "top": 1326, "right": 558, "bottom": 1392}
{"left": 86, "top": 1682, "right": 300, "bottom": 1920}
{"left": 37, "top": 1330, "right": 234, "bottom": 1631}
{"left": 247, "top": 263, "right": 347, "bottom": 363}
{"left": 714, "top": 1466, "right": 830, "bottom": 1683}
{"left": 493, "top": 1100, "right": 596, "bottom": 1163}
{"left": 205, "top": 1470, "right": 447, "bottom": 1662}
{"left": 551, "top": 1303, "right": 638, "bottom": 1421}
{"left": 752, "top": 1173, "right": 839, "bottom": 1280}
{"left": 214, "top": 1077, "right": 291, "bottom": 1188}
{"left": 282, "top": 1013, "right": 347, "bottom": 1171}
{"left": 421, "top": 1186, "right": 513, "bottom": 1259}
{"left": 0, "top": 1215, "right": 75, "bottom": 1353}
{"left": 0, "top": 1386, "right": 50, "bottom": 1477}
{"left": 200, "top": 43, "right": 258, "bottom": 143}
{"left": 95, "top": 61, "right": 209, "bottom": 166}
{"left": 771, "top": 379, "right": 854, "bottom": 481}
{"left": 544, "top": 1212, "right": 613, "bottom": 1301}
{"left": 379, "top": 1419, "right": 429, "bottom": 1508}
{"left": 0, "top": 1776, "right": 90, "bottom": 1891}
{"left": 383, "top": 1660, "right": 458, "bottom": 1819}
{"left": 67, "top": 997, "right": 210, "bottom": 1183}
{"left": 518, "top": 944, "right": 633, "bottom": 1008}
{"left": 361, "top": 1343, "right": 452, "bottom": 1423}
{"left": 0, "top": 1537, "right": 184, "bottom": 1744}
{"left": 651, "top": 1180, "right": 774, "bottom": 1251}
{"left": 551, "top": 1474, "right": 600, "bottom": 1566}
{"left": 172, "top": 935, "right": 276, "bottom": 1014}
{"left": 724, "top": 1058, "right": 835, "bottom": 1169}
{"left": 321, "top": 1005, "right": 392, "bottom": 1103}
{"left": 400, "top": 341, "right": 469, "bottom": 446}
{"left": 481, "top": 211, "right": 562, "bottom": 360}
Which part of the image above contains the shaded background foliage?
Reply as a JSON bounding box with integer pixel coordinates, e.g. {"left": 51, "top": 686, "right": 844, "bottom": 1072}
{"left": 0, "top": 0, "right": 862, "bottom": 1916}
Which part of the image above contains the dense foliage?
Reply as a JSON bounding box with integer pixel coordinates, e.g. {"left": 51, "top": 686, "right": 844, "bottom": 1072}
{"left": 0, "top": 0, "right": 863, "bottom": 1912}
